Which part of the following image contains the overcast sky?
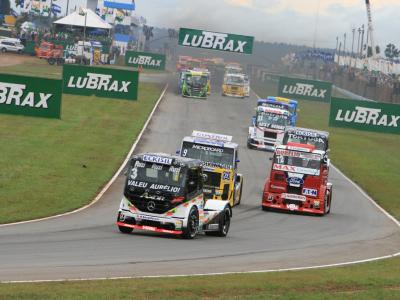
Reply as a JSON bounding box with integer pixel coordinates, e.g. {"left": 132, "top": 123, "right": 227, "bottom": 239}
{"left": 13, "top": 0, "right": 400, "bottom": 49}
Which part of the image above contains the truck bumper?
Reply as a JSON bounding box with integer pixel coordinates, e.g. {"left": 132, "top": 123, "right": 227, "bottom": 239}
{"left": 262, "top": 192, "right": 325, "bottom": 215}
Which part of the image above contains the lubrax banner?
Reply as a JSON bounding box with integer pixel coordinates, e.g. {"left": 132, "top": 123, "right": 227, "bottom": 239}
{"left": 278, "top": 76, "right": 332, "bottom": 102}
{"left": 125, "top": 51, "right": 166, "bottom": 70}
{"left": 329, "top": 97, "right": 400, "bottom": 135}
{"left": 62, "top": 65, "right": 139, "bottom": 100}
{"left": 178, "top": 27, "right": 254, "bottom": 54}
{"left": 0, "top": 73, "right": 62, "bottom": 119}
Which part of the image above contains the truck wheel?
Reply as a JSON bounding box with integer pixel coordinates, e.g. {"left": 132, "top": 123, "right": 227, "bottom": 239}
{"left": 1, "top": 48, "right": 6, "bottom": 53}
{"left": 182, "top": 206, "right": 199, "bottom": 239}
{"left": 118, "top": 225, "right": 133, "bottom": 234}
{"left": 325, "top": 190, "right": 332, "bottom": 214}
{"left": 206, "top": 206, "right": 231, "bottom": 237}
{"left": 236, "top": 180, "right": 243, "bottom": 206}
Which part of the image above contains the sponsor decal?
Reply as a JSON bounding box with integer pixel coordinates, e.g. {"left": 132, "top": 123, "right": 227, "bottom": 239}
{"left": 275, "top": 149, "right": 321, "bottom": 160}
{"left": 287, "top": 177, "right": 304, "bottom": 186}
{"left": 136, "top": 214, "right": 162, "bottom": 222}
{"left": 192, "top": 144, "right": 224, "bottom": 153}
{"left": 303, "top": 188, "right": 318, "bottom": 197}
{"left": 179, "top": 28, "right": 254, "bottom": 54}
{"left": 287, "top": 133, "right": 326, "bottom": 145}
{"left": 282, "top": 193, "right": 307, "bottom": 201}
{"left": 127, "top": 180, "right": 181, "bottom": 193}
{"left": 273, "top": 164, "right": 320, "bottom": 176}
{"left": 293, "top": 130, "right": 318, "bottom": 137}
{"left": 62, "top": 65, "right": 138, "bottom": 100}
{"left": 223, "top": 171, "right": 231, "bottom": 180}
{"left": 278, "top": 77, "right": 332, "bottom": 102}
{"left": 0, "top": 74, "right": 62, "bottom": 119}
{"left": 330, "top": 98, "right": 400, "bottom": 134}
{"left": 142, "top": 155, "right": 173, "bottom": 165}
{"left": 125, "top": 51, "right": 166, "bottom": 70}
{"left": 192, "top": 130, "right": 233, "bottom": 142}
{"left": 286, "top": 203, "right": 299, "bottom": 211}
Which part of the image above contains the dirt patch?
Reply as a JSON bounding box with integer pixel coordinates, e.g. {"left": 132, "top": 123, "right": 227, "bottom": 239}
{"left": 0, "top": 53, "right": 37, "bottom": 67}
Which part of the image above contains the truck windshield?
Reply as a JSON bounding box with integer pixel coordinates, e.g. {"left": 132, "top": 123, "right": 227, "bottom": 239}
{"left": 226, "top": 76, "right": 244, "bottom": 85}
{"left": 127, "top": 160, "right": 187, "bottom": 190}
{"left": 181, "top": 141, "right": 234, "bottom": 169}
{"left": 283, "top": 132, "right": 327, "bottom": 151}
{"left": 256, "top": 111, "right": 289, "bottom": 128}
{"left": 186, "top": 74, "right": 207, "bottom": 85}
{"left": 273, "top": 150, "right": 321, "bottom": 176}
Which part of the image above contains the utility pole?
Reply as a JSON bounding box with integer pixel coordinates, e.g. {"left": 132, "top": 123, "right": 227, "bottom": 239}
{"left": 360, "top": 24, "right": 365, "bottom": 57}
{"left": 343, "top": 33, "right": 347, "bottom": 55}
{"left": 66, "top": 0, "right": 70, "bottom": 16}
{"left": 351, "top": 28, "right": 355, "bottom": 56}
{"left": 335, "top": 36, "right": 339, "bottom": 53}
{"left": 357, "top": 27, "right": 362, "bottom": 58}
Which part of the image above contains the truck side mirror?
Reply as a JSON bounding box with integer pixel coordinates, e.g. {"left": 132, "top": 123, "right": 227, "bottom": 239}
{"left": 176, "top": 149, "right": 180, "bottom": 155}
{"left": 236, "top": 159, "right": 240, "bottom": 163}
{"left": 123, "top": 169, "right": 128, "bottom": 176}
{"left": 269, "top": 157, "right": 273, "bottom": 161}
{"left": 252, "top": 116, "right": 256, "bottom": 125}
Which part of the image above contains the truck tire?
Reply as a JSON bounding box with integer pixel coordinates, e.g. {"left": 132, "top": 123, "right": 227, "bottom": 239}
{"left": 206, "top": 206, "right": 231, "bottom": 237}
{"left": 325, "top": 189, "right": 332, "bottom": 214}
{"left": 118, "top": 225, "right": 133, "bottom": 234}
{"left": 1, "top": 48, "right": 6, "bottom": 53}
{"left": 235, "top": 179, "right": 243, "bottom": 206}
{"left": 182, "top": 206, "right": 199, "bottom": 239}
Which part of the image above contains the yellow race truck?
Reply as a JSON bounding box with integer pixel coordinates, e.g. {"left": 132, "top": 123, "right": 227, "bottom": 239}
{"left": 179, "top": 131, "right": 243, "bottom": 207}
{"left": 222, "top": 73, "right": 246, "bottom": 98}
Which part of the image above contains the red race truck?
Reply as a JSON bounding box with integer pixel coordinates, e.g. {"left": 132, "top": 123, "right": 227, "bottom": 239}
{"left": 262, "top": 142, "right": 332, "bottom": 215}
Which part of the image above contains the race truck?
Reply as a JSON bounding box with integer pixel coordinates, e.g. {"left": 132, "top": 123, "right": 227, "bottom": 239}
{"left": 117, "top": 153, "right": 232, "bottom": 239}
{"left": 262, "top": 143, "right": 332, "bottom": 215}
{"left": 181, "top": 70, "right": 209, "bottom": 99}
{"left": 281, "top": 127, "right": 329, "bottom": 153}
{"left": 268, "top": 96, "right": 298, "bottom": 125}
{"left": 222, "top": 74, "right": 246, "bottom": 98}
{"left": 247, "top": 106, "right": 290, "bottom": 151}
{"left": 224, "top": 62, "right": 242, "bottom": 75}
{"left": 179, "top": 131, "right": 243, "bottom": 207}
{"left": 257, "top": 98, "right": 297, "bottom": 126}
{"left": 192, "top": 68, "right": 211, "bottom": 94}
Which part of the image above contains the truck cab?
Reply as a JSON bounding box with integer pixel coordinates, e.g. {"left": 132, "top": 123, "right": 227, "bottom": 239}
{"left": 117, "top": 153, "right": 232, "bottom": 238}
{"left": 258, "top": 97, "right": 297, "bottom": 126}
{"left": 262, "top": 144, "right": 332, "bottom": 215}
{"left": 179, "top": 131, "right": 243, "bottom": 207}
{"left": 222, "top": 74, "right": 246, "bottom": 98}
{"left": 181, "top": 70, "right": 209, "bottom": 99}
{"left": 281, "top": 127, "right": 329, "bottom": 153}
{"left": 248, "top": 106, "right": 290, "bottom": 151}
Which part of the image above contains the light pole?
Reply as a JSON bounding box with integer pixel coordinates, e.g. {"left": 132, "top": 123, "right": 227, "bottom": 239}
{"left": 360, "top": 24, "right": 365, "bottom": 57}
{"left": 357, "top": 27, "right": 362, "bottom": 58}
{"left": 343, "top": 33, "right": 347, "bottom": 56}
{"left": 66, "top": 0, "right": 70, "bottom": 16}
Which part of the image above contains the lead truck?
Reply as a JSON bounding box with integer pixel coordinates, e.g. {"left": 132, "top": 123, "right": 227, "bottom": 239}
{"left": 262, "top": 143, "right": 332, "bottom": 215}
{"left": 116, "top": 153, "right": 232, "bottom": 239}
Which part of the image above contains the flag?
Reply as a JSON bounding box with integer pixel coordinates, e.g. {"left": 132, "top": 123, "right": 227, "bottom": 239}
{"left": 51, "top": 3, "right": 61, "bottom": 14}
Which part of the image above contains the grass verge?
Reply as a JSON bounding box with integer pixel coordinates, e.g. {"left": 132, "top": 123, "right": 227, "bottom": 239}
{"left": 1, "top": 256, "right": 399, "bottom": 299}
{"left": 253, "top": 80, "right": 400, "bottom": 220}
{"left": 0, "top": 74, "right": 163, "bottom": 223}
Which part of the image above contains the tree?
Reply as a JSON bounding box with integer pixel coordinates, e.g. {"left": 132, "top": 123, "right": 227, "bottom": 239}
{"left": 0, "top": 0, "right": 11, "bottom": 15}
{"left": 385, "top": 43, "right": 399, "bottom": 60}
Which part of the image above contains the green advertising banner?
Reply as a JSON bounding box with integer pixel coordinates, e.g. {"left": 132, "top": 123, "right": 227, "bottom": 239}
{"left": 278, "top": 76, "right": 332, "bottom": 102}
{"left": 125, "top": 51, "right": 166, "bottom": 70}
{"left": 62, "top": 65, "right": 139, "bottom": 100}
{"left": 329, "top": 97, "right": 400, "bottom": 134}
{"left": 178, "top": 27, "right": 254, "bottom": 54}
{"left": 0, "top": 73, "right": 62, "bottom": 119}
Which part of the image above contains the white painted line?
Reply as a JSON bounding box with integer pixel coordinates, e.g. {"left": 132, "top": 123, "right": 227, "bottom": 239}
{"left": 0, "top": 84, "right": 169, "bottom": 228}
{"left": 2, "top": 251, "right": 399, "bottom": 284}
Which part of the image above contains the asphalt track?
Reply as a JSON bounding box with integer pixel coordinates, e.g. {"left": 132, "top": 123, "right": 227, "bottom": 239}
{"left": 0, "top": 79, "right": 399, "bottom": 282}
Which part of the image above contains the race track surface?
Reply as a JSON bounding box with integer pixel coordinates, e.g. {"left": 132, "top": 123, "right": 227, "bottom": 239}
{"left": 1, "top": 81, "right": 399, "bottom": 281}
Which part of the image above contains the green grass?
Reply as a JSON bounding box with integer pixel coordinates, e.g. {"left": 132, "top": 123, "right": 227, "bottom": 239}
{"left": 0, "top": 79, "right": 163, "bottom": 223}
{"left": 1, "top": 256, "right": 399, "bottom": 299}
{"left": 253, "top": 81, "right": 400, "bottom": 220}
